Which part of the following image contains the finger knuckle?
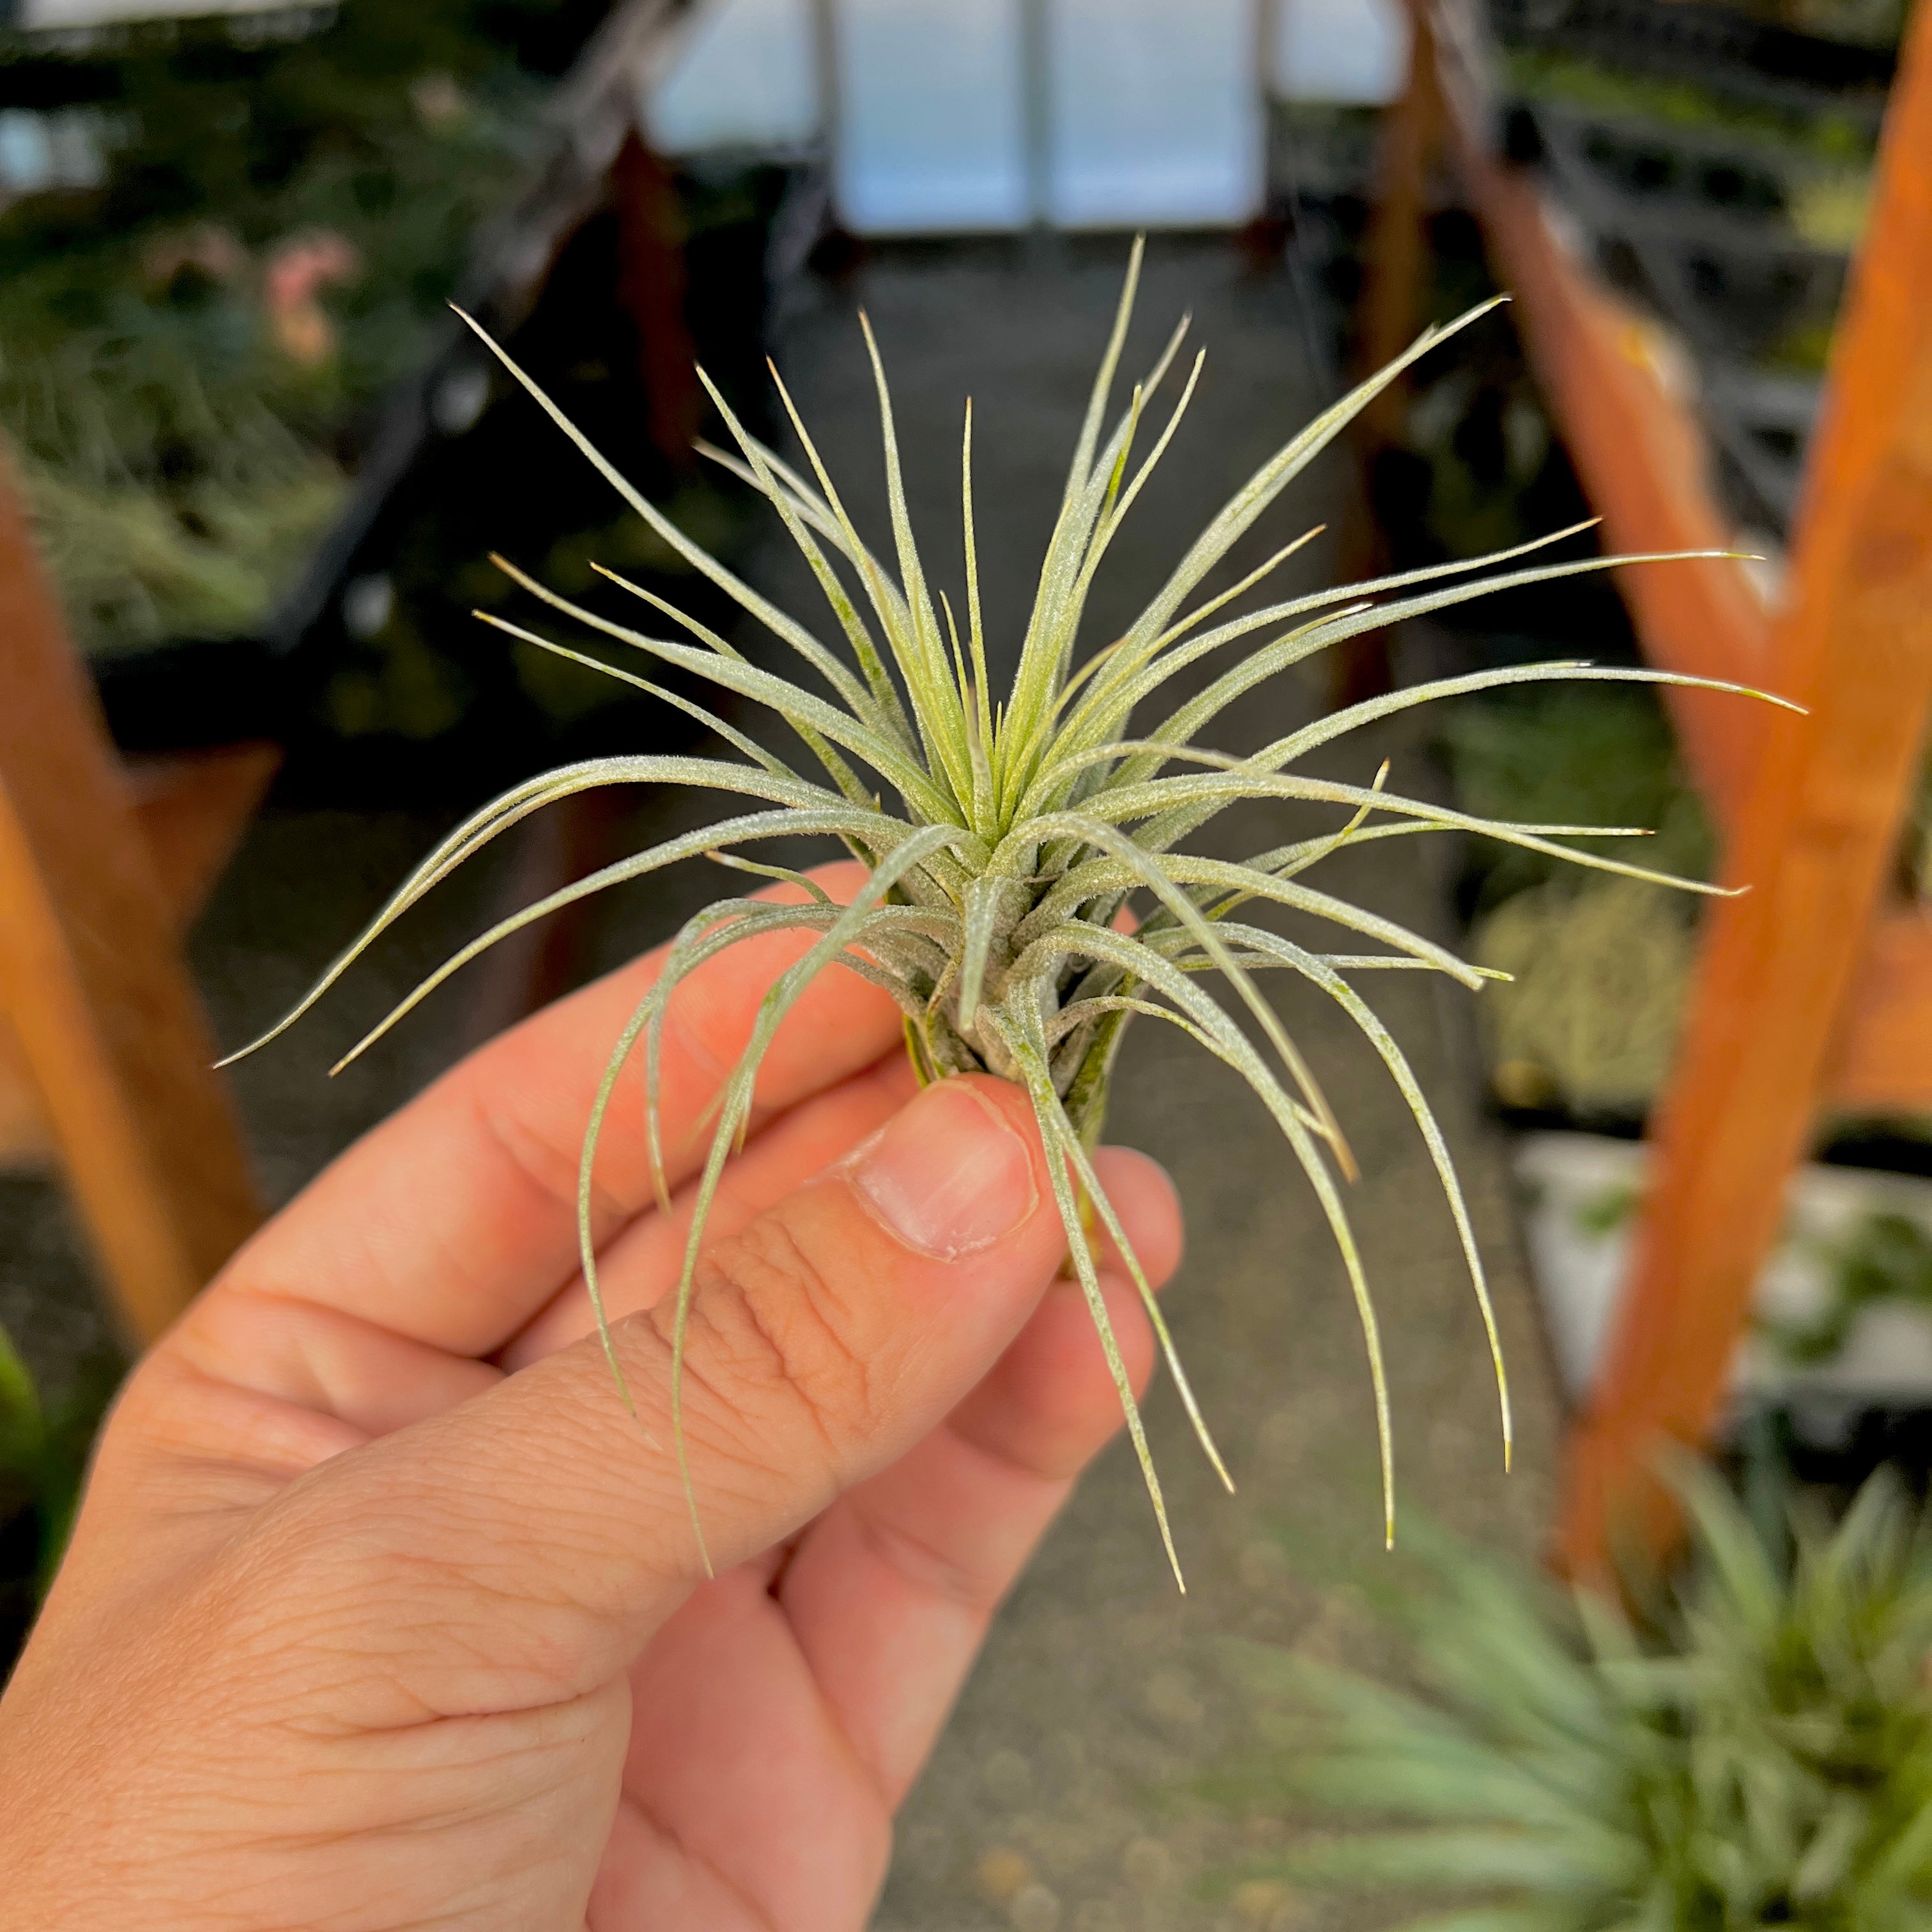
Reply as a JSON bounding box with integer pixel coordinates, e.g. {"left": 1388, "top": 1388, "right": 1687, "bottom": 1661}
{"left": 471, "top": 1085, "right": 629, "bottom": 1226}
{"left": 678, "top": 1214, "right": 880, "bottom": 1453}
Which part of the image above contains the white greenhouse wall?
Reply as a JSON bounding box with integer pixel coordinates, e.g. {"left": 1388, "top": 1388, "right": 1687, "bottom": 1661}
{"left": 1271, "top": 0, "right": 1409, "bottom": 105}
{"left": 831, "top": 0, "right": 1031, "bottom": 234}
{"left": 646, "top": 0, "right": 821, "bottom": 157}
{"left": 1043, "top": 0, "right": 1263, "bottom": 230}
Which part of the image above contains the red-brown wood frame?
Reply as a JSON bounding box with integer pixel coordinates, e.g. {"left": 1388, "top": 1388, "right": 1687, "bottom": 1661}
{"left": 1376, "top": 0, "right": 1932, "bottom": 1572}
{"left": 0, "top": 464, "right": 264, "bottom": 1343}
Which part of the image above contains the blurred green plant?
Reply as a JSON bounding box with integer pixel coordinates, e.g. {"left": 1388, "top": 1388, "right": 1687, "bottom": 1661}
{"left": 1441, "top": 686, "right": 1713, "bottom": 909}
{"left": 1439, "top": 687, "right": 1712, "bottom": 1116}
{"left": 1505, "top": 48, "right": 1877, "bottom": 167}
{"left": 1764, "top": 1211, "right": 1932, "bottom": 1370}
{"left": 0, "top": 3, "right": 544, "bottom": 652}
{"left": 1476, "top": 875, "right": 1695, "bottom": 1115}
{"left": 1213, "top": 1466, "right": 1932, "bottom": 1930}
{"left": 0, "top": 1321, "right": 119, "bottom": 1664}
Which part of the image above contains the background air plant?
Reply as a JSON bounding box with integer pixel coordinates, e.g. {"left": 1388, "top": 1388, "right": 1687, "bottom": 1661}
{"left": 224, "top": 241, "right": 1777, "bottom": 1587}
{"left": 1214, "top": 1466, "right": 1932, "bottom": 1930}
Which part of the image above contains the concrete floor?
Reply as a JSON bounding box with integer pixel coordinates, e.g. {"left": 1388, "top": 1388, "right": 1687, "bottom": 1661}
{"left": 1, "top": 233, "right": 1565, "bottom": 1931}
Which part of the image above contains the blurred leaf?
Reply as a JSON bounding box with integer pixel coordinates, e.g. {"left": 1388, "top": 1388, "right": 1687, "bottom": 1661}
{"left": 1206, "top": 1470, "right": 1932, "bottom": 1928}
{"left": 0, "top": 1320, "right": 43, "bottom": 1473}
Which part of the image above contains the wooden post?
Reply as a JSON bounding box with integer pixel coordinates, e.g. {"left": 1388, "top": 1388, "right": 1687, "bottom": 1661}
{"left": 0, "top": 744, "right": 279, "bottom": 1169}
{"left": 1554, "top": 1, "right": 1932, "bottom": 1577}
{"left": 1333, "top": 3, "right": 1443, "bottom": 707}
{"left": 613, "top": 130, "right": 702, "bottom": 471}
{"left": 0, "top": 467, "right": 261, "bottom": 1344}
{"left": 1358, "top": 4, "right": 1443, "bottom": 445}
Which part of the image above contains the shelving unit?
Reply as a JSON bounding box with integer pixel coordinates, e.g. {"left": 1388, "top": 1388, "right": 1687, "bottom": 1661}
{"left": 1367, "top": 0, "right": 1932, "bottom": 1574}
{"left": 0, "top": 0, "right": 698, "bottom": 1344}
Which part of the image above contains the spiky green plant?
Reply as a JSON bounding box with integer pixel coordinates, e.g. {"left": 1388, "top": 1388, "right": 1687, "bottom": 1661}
{"left": 1215, "top": 1466, "right": 1932, "bottom": 1929}
{"left": 224, "top": 243, "right": 1777, "bottom": 1586}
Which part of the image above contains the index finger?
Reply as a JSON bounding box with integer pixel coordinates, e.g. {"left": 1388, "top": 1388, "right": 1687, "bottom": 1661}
{"left": 203, "top": 861, "right": 903, "bottom": 1357}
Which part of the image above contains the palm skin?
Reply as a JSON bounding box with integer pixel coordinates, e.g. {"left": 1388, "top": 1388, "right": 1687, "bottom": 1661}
{"left": 0, "top": 865, "right": 1178, "bottom": 1931}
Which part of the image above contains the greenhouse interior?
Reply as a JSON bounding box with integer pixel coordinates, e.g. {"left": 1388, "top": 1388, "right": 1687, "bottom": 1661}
{"left": 4, "top": 1, "right": 1932, "bottom": 1928}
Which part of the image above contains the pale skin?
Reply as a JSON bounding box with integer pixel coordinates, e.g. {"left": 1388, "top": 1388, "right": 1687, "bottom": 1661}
{"left": 0, "top": 863, "right": 1181, "bottom": 1931}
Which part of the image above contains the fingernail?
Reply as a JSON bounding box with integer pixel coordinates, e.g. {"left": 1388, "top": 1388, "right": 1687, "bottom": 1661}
{"left": 849, "top": 1082, "right": 1038, "bottom": 1261}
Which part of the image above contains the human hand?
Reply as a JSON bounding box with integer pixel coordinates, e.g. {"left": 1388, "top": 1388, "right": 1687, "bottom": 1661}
{"left": 0, "top": 864, "right": 1181, "bottom": 1931}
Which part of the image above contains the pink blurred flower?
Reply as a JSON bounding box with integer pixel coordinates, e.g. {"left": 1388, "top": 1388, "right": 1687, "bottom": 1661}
{"left": 263, "top": 231, "right": 361, "bottom": 366}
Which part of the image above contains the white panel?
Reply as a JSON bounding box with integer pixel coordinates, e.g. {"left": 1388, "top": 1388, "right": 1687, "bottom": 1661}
{"left": 0, "top": 108, "right": 106, "bottom": 193}
{"left": 646, "top": 0, "right": 821, "bottom": 157}
{"left": 1043, "top": 0, "right": 1263, "bottom": 231}
{"left": 832, "top": 0, "right": 1031, "bottom": 236}
{"left": 1271, "top": 0, "right": 1409, "bottom": 105}
{"left": 0, "top": 114, "right": 56, "bottom": 194}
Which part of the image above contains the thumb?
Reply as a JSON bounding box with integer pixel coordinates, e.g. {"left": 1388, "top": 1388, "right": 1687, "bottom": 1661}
{"left": 261, "top": 1075, "right": 1069, "bottom": 1716}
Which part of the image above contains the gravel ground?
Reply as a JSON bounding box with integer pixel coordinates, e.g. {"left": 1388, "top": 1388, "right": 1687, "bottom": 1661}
{"left": 1, "top": 232, "right": 1564, "bottom": 1931}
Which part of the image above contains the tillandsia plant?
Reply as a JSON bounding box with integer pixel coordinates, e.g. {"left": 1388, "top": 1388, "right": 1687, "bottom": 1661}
{"left": 224, "top": 241, "right": 1781, "bottom": 1587}
{"left": 1213, "top": 1466, "right": 1932, "bottom": 1930}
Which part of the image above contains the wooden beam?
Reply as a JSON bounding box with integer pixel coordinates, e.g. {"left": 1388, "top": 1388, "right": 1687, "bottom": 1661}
{"left": 1358, "top": 11, "right": 1445, "bottom": 446}
{"left": 0, "top": 1022, "right": 45, "bottom": 1166}
{"left": 1335, "top": 6, "right": 1447, "bottom": 709}
{"left": 1554, "top": 0, "right": 1932, "bottom": 1575}
{"left": 613, "top": 130, "right": 702, "bottom": 473}
{"left": 1430, "top": 43, "right": 1775, "bottom": 832}
{"left": 0, "top": 743, "right": 279, "bottom": 1169}
{"left": 0, "top": 466, "right": 261, "bottom": 1343}
{"left": 1828, "top": 914, "right": 1932, "bottom": 1114}
{"left": 123, "top": 745, "right": 281, "bottom": 931}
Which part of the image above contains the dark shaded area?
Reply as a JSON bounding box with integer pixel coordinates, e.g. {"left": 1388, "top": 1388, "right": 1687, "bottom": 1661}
{"left": 2, "top": 3, "right": 806, "bottom": 802}
{"left": 1353, "top": 204, "right": 1643, "bottom": 661}
{"left": 1494, "top": 0, "right": 1899, "bottom": 106}
{"left": 253, "top": 160, "right": 799, "bottom": 804}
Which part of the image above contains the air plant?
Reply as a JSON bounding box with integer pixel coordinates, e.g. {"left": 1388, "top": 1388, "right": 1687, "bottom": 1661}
{"left": 224, "top": 242, "right": 1778, "bottom": 1586}
{"left": 1213, "top": 1466, "right": 1932, "bottom": 1929}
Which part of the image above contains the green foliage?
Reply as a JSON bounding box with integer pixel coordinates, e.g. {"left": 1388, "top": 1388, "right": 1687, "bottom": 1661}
{"left": 1504, "top": 47, "right": 1878, "bottom": 167}
{"left": 1218, "top": 1469, "right": 1932, "bottom": 1930}
{"left": 1475, "top": 875, "right": 1695, "bottom": 1116}
{"left": 0, "top": 1322, "right": 119, "bottom": 1656}
{"left": 0, "top": 3, "right": 543, "bottom": 651}
{"left": 1442, "top": 688, "right": 1713, "bottom": 1115}
{"left": 1576, "top": 1180, "right": 1641, "bottom": 1238}
{"left": 227, "top": 245, "right": 1779, "bottom": 1584}
{"left": 1765, "top": 1211, "right": 1932, "bottom": 1369}
{"left": 1441, "top": 686, "right": 1713, "bottom": 910}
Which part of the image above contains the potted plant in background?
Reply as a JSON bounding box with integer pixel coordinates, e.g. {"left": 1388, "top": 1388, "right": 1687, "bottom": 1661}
{"left": 1213, "top": 1462, "right": 1932, "bottom": 1928}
